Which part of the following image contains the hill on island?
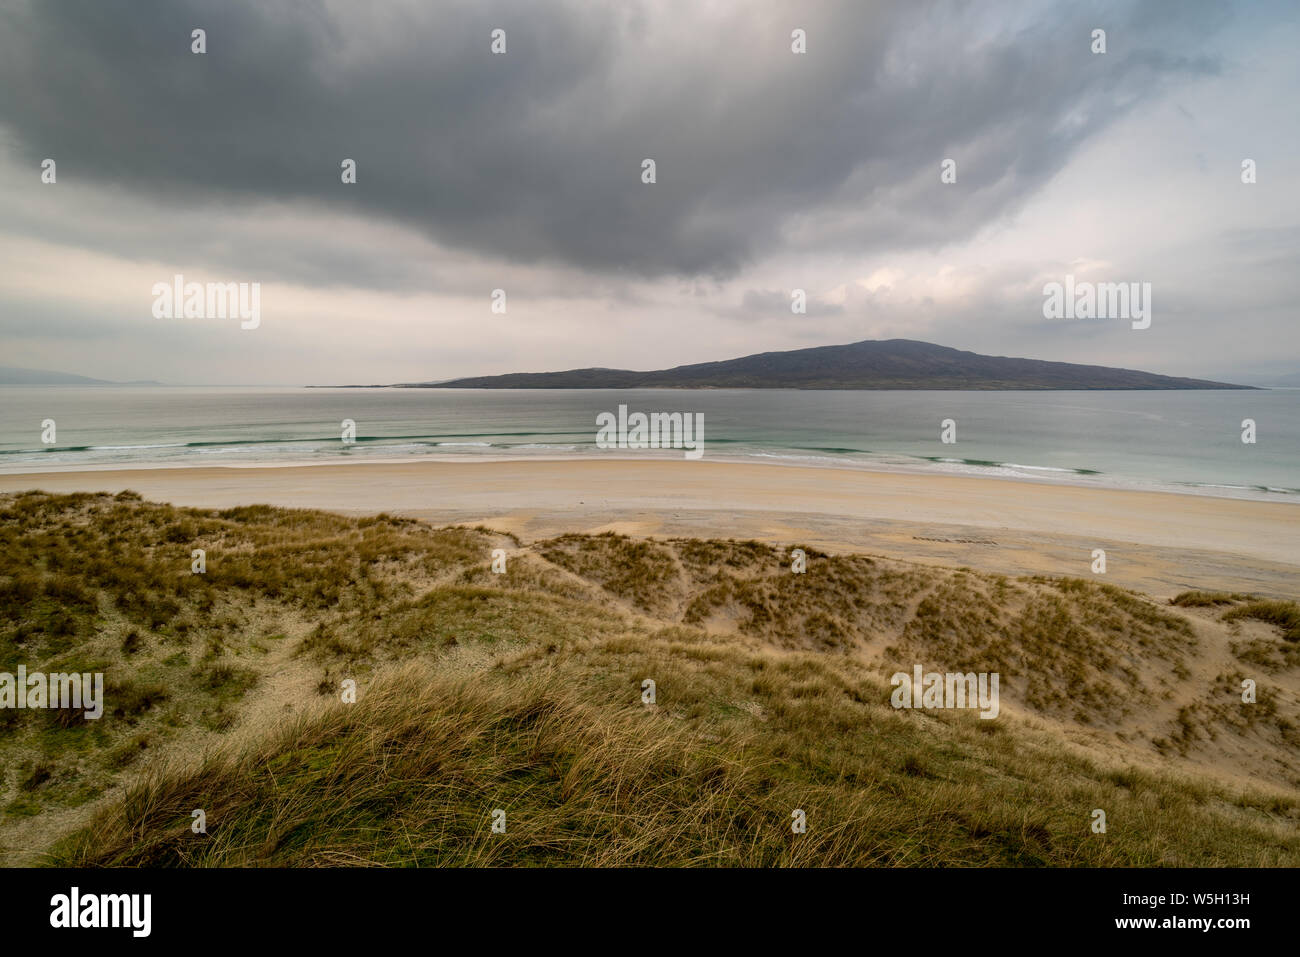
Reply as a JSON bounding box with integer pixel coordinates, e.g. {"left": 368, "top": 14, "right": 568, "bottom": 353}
{"left": 0, "top": 366, "right": 163, "bottom": 386}
{"left": 0, "top": 366, "right": 112, "bottom": 385}
{"left": 397, "top": 339, "right": 1248, "bottom": 390}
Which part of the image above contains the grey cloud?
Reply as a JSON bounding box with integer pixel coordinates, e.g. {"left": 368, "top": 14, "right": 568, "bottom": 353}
{"left": 0, "top": 0, "right": 1228, "bottom": 284}
{"left": 734, "top": 288, "right": 844, "bottom": 319}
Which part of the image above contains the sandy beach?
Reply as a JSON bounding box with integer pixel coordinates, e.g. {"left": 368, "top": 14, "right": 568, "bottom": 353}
{"left": 2, "top": 458, "right": 1296, "bottom": 599}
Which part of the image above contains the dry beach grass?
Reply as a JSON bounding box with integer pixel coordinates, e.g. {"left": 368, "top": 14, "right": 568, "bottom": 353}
{"left": 0, "top": 490, "right": 1297, "bottom": 866}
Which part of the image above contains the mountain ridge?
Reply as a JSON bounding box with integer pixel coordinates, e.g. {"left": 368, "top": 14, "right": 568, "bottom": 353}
{"left": 0, "top": 366, "right": 163, "bottom": 386}
{"left": 392, "top": 339, "right": 1250, "bottom": 390}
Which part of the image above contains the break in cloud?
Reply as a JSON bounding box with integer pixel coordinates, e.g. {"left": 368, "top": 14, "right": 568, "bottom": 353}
{"left": 0, "top": 0, "right": 1296, "bottom": 384}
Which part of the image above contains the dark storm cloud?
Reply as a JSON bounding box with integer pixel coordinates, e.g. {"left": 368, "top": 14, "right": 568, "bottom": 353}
{"left": 0, "top": 0, "right": 1225, "bottom": 283}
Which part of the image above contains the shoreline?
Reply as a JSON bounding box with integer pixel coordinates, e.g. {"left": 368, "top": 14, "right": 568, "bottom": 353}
{"left": 2, "top": 457, "right": 1296, "bottom": 599}
{"left": 1, "top": 449, "right": 1297, "bottom": 505}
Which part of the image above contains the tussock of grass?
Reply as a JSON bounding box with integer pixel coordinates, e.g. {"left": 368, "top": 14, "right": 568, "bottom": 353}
{"left": 1171, "top": 591, "right": 1252, "bottom": 608}
{"left": 54, "top": 667, "right": 783, "bottom": 866}
{"left": 49, "top": 662, "right": 1300, "bottom": 867}
{"left": 537, "top": 533, "right": 684, "bottom": 616}
{"left": 1223, "top": 600, "right": 1300, "bottom": 643}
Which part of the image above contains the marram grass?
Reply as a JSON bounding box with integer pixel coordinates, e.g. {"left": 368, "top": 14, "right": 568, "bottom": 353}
{"left": 1, "top": 491, "right": 1296, "bottom": 867}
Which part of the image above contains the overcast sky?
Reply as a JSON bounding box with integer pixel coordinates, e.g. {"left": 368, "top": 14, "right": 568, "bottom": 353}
{"left": 1, "top": 0, "right": 1296, "bottom": 385}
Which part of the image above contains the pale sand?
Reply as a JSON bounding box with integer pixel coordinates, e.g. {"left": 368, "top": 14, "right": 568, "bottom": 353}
{"left": 2, "top": 459, "right": 1296, "bottom": 598}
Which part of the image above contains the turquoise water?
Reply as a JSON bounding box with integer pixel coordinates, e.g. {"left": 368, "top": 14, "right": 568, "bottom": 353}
{"left": 0, "top": 386, "right": 1296, "bottom": 501}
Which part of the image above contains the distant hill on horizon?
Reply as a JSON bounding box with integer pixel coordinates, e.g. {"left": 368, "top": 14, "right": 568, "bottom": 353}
{"left": 394, "top": 339, "right": 1251, "bottom": 391}
{"left": 0, "top": 366, "right": 163, "bottom": 386}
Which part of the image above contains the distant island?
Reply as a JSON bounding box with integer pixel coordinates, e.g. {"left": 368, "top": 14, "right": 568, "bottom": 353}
{"left": 0, "top": 366, "right": 163, "bottom": 386}
{"left": 369, "top": 339, "right": 1250, "bottom": 390}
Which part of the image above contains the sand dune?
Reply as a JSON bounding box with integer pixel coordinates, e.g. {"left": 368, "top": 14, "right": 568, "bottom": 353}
{"left": 2, "top": 458, "right": 1296, "bottom": 598}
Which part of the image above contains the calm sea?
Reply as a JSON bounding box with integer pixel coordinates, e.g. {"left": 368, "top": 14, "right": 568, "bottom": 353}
{"left": 0, "top": 386, "right": 1296, "bottom": 501}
